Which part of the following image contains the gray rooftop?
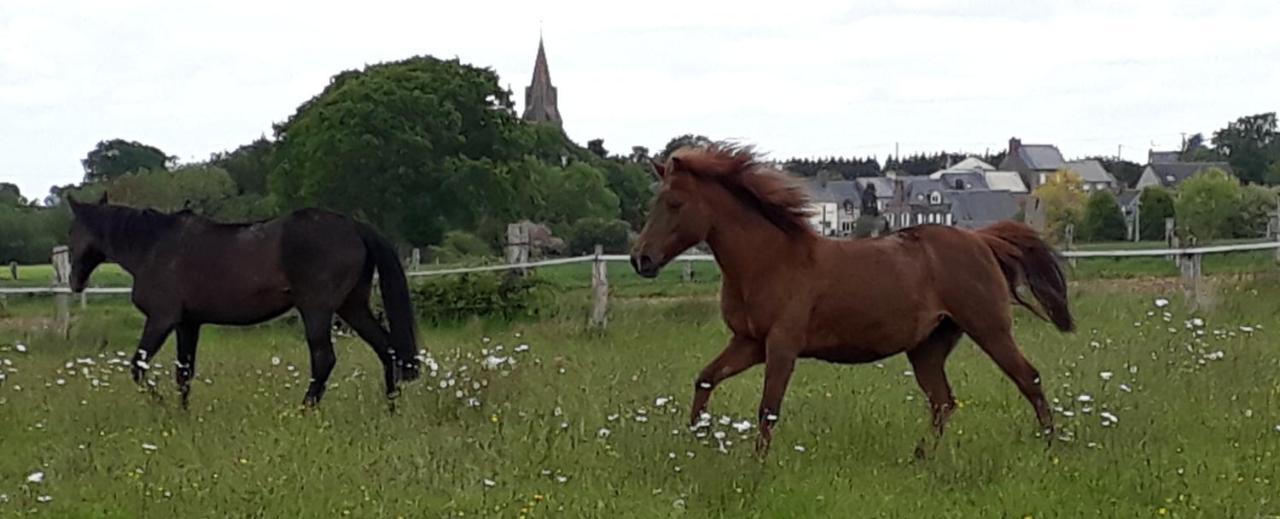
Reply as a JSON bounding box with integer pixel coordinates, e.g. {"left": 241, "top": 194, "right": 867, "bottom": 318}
{"left": 1018, "top": 144, "right": 1066, "bottom": 170}
{"left": 948, "top": 190, "right": 1019, "bottom": 229}
{"left": 1148, "top": 162, "right": 1234, "bottom": 187}
{"left": 1148, "top": 150, "right": 1181, "bottom": 164}
{"left": 937, "top": 171, "right": 990, "bottom": 191}
{"left": 855, "top": 177, "right": 897, "bottom": 199}
{"left": 805, "top": 179, "right": 862, "bottom": 205}
{"left": 1063, "top": 159, "right": 1117, "bottom": 184}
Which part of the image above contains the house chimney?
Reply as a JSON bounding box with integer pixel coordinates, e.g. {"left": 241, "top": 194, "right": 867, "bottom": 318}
{"left": 1008, "top": 137, "right": 1022, "bottom": 154}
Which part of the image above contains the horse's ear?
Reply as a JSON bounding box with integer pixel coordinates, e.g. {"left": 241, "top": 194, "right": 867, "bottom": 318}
{"left": 669, "top": 156, "right": 685, "bottom": 173}
{"left": 650, "top": 159, "right": 667, "bottom": 180}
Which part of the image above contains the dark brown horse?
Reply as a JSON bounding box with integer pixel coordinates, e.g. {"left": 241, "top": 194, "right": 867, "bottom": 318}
{"left": 67, "top": 193, "right": 421, "bottom": 408}
{"left": 630, "top": 144, "right": 1073, "bottom": 454}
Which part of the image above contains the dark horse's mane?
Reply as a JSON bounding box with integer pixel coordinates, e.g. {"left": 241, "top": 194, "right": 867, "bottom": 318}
{"left": 78, "top": 205, "right": 198, "bottom": 254}
{"left": 669, "top": 143, "right": 816, "bottom": 236}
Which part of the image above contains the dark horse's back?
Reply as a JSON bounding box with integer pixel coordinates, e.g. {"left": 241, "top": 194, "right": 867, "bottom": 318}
{"left": 173, "top": 208, "right": 359, "bottom": 325}
{"left": 169, "top": 208, "right": 420, "bottom": 376}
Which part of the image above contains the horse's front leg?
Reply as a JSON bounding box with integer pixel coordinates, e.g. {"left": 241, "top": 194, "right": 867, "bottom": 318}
{"left": 688, "top": 335, "right": 763, "bottom": 426}
{"left": 175, "top": 322, "right": 201, "bottom": 409}
{"left": 756, "top": 330, "right": 801, "bottom": 455}
{"left": 130, "top": 317, "right": 177, "bottom": 389}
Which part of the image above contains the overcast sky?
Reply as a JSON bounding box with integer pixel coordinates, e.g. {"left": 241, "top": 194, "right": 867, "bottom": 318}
{"left": 3, "top": 0, "right": 1278, "bottom": 199}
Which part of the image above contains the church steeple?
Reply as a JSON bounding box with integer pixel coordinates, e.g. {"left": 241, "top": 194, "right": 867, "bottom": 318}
{"left": 522, "top": 37, "right": 562, "bottom": 126}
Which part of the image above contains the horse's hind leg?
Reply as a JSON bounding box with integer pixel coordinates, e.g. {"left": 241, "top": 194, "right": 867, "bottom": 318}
{"left": 337, "top": 300, "right": 399, "bottom": 400}
{"left": 907, "top": 321, "right": 963, "bottom": 459}
{"left": 969, "top": 330, "right": 1053, "bottom": 439}
{"left": 300, "top": 309, "right": 337, "bottom": 407}
{"left": 175, "top": 323, "right": 200, "bottom": 410}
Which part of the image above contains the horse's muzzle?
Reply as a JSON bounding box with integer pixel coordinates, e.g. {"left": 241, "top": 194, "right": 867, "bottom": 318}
{"left": 631, "top": 253, "right": 661, "bottom": 279}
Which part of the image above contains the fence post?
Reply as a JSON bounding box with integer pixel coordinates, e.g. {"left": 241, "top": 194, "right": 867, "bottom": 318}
{"left": 589, "top": 244, "right": 608, "bottom": 329}
{"left": 682, "top": 258, "right": 694, "bottom": 283}
{"left": 1132, "top": 198, "right": 1141, "bottom": 242}
{"left": 1165, "top": 218, "right": 1178, "bottom": 264}
{"left": 506, "top": 222, "right": 530, "bottom": 274}
{"left": 1272, "top": 206, "right": 1280, "bottom": 264}
{"left": 52, "top": 245, "right": 71, "bottom": 338}
{"left": 1180, "top": 252, "right": 1202, "bottom": 309}
{"left": 1064, "top": 224, "right": 1076, "bottom": 267}
{"left": 1274, "top": 216, "right": 1280, "bottom": 265}
{"left": 8, "top": 260, "right": 16, "bottom": 280}
{"left": 410, "top": 248, "right": 421, "bottom": 270}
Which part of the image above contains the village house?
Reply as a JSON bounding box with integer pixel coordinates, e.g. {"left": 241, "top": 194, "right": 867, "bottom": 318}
{"left": 997, "top": 137, "right": 1068, "bottom": 190}
{"left": 1135, "top": 161, "right": 1235, "bottom": 190}
{"left": 880, "top": 175, "right": 1022, "bottom": 230}
{"left": 929, "top": 157, "right": 1029, "bottom": 195}
{"left": 1060, "top": 159, "right": 1119, "bottom": 192}
{"left": 803, "top": 179, "right": 863, "bottom": 236}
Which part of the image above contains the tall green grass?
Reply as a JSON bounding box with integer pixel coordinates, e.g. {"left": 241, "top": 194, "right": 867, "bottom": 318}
{"left": 2, "top": 277, "right": 1278, "bottom": 517}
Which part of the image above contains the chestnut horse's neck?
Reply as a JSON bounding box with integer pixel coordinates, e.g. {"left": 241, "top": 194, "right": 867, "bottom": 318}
{"left": 703, "top": 189, "right": 815, "bottom": 281}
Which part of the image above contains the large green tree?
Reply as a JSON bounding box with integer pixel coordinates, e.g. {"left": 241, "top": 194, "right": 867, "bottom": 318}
{"left": 269, "top": 56, "right": 563, "bottom": 245}
{"left": 658, "top": 134, "right": 712, "bottom": 160}
{"left": 1229, "top": 184, "right": 1279, "bottom": 238}
{"left": 211, "top": 137, "right": 275, "bottom": 195}
{"left": 542, "top": 162, "right": 621, "bottom": 225}
{"left": 600, "top": 160, "right": 653, "bottom": 229}
{"left": 0, "top": 204, "right": 70, "bottom": 264}
{"left": 1137, "top": 186, "right": 1175, "bottom": 241}
{"left": 1080, "top": 190, "right": 1127, "bottom": 242}
{"left": 82, "top": 139, "right": 172, "bottom": 183}
{"left": 1175, "top": 168, "right": 1239, "bottom": 242}
{"left": 0, "top": 183, "right": 25, "bottom": 206}
{"left": 106, "top": 165, "right": 238, "bottom": 214}
{"left": 1212, "top": 112, "right": 1278, "bottom": 185}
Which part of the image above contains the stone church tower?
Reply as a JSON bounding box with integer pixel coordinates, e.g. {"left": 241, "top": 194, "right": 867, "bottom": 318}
{"left": 522, "top": 37, "right": 562, "bottom": 126}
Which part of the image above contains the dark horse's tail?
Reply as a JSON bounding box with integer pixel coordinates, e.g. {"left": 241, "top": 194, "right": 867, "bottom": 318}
{"left": 356, "top": 223, "right": 421, "bottom": 382}
{"left": 977, "top": 221, "right": 1075, "bottom": 332}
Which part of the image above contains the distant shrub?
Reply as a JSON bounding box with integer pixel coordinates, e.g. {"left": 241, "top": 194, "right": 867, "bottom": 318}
{"left": 565, "top": 218, "right": 630, "bottom": 255}
{"left": 406, "top": 272, "right": 550, "bottom": 324}
{"left": 427, "top": 231, "right": 494, "bottom": 264}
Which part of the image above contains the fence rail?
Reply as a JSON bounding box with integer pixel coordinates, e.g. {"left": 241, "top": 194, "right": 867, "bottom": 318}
{"left": 3, "top": 240, "right": 1277, "bottom": 329}
{"left": 3, "top": 242, "right": 1278, "bottom": 296}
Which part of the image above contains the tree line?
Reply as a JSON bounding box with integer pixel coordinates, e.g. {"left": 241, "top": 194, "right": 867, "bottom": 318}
{"left": 1032, "top": 168, "right": 1278, "bottom": 245}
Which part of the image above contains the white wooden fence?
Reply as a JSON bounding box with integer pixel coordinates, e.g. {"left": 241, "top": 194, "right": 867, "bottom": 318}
{"left": 4, "top": 240, "right": 1279, "bottom": 330}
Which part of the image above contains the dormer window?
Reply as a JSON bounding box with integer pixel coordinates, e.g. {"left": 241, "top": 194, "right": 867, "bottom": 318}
{"left": 928, "top": 191, "right": 942, "bottom": 205}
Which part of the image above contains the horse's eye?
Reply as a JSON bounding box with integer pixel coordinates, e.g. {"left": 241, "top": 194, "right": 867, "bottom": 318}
{"left": 665, "top": 198, "right": 685, "bottom": 210}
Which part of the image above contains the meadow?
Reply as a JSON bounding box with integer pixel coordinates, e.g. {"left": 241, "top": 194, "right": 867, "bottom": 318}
{"left": 2, "top": 262, "right": 1280, "bottom": 517}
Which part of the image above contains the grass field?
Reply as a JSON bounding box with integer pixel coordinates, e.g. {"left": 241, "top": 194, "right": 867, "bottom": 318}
{"left": 3, "top": 268, "right": 1280, "bottom": 517}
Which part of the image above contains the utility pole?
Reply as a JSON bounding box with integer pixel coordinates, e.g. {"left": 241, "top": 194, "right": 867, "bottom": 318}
{"left": 1117, "top": 144, "right": 1123, "bottom": 160}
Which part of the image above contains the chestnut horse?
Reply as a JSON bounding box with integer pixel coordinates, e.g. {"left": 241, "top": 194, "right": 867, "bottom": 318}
{"left": 630, "top": 144, "right": 1073, "bottom": 454}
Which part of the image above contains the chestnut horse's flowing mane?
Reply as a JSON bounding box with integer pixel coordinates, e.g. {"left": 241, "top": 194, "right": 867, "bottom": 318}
{"left": 669, "top": 144, "right": 816, "bottom": 236}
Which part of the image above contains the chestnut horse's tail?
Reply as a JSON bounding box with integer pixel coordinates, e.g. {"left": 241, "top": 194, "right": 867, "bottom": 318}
{"left": 977, "top": 221, "right": 1075, "bottom": 332}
